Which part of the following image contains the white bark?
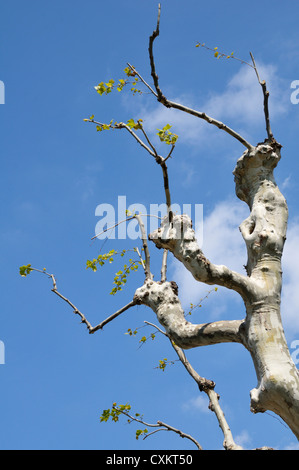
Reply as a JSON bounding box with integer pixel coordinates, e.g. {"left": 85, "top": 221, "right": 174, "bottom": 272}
{"left": 142, "top": 142, "right": 299, "bottom": 440}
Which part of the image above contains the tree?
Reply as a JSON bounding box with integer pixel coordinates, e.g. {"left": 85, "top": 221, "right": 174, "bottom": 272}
{"left": 20, "top": 4, "right": 299, "bottom": 450}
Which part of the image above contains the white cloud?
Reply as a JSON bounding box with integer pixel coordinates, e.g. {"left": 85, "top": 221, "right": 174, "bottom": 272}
{"left": 234, "top": 429, "right": 252, "bottom": 449}
{"left": 283, "top": 441, "right": 299, "bottom": 450}
{"left": 132, "top": 62, "right": 288, "bottom": 149}
{"left": 182, "top": 395, "right": 210, "bottom": 414}
{"left": 281, "top": 175, "right": 292, "bottom": 190}
{"left": 281, "top": 220, "right": 299, "bottom": 338}
{"left": 171, "top": 199, "right": 248, "bottom": 316}
{"left": 205, "top": 63, "right": 288, "bottom": 126}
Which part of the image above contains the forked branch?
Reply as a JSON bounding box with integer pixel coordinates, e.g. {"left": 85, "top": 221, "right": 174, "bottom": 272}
{"left": 145, "top": 321, "right": 243, "bottom": 450}
{"left": 110, "top": 404, "right": 202, "bottom": 450}
{"left": 86, "top": 117, "right": 173, "bottom": 280}
{"left": 144, "top": 4, "right": 254, "bottom": 150}
{"left": 24, "top": 267, "right": 137, "bottom": 333}
{"left": 250, "top": 52, "right": 273, "bottom": 141}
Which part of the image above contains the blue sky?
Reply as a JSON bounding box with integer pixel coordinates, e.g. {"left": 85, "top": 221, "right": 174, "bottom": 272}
{"left": 1, "top": 0, "right": 299, "bottom": 450}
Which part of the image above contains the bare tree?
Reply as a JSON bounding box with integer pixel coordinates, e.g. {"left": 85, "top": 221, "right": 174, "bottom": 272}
{"left": 20, "top": 4, "right": 299, "bottom": 449}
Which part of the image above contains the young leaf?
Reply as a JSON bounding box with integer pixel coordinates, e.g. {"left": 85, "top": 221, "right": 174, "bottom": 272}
{"left": 19, "top": 264, "right": 33, "bottom": 277}
{"left": 156, "top": 124, "right": 178, "bottom": 145}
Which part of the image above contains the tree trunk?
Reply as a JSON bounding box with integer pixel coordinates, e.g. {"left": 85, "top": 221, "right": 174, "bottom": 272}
{"left": 235, "top": 142, "right": 299, "bottom": 438}
{"left": 142, "top": 141, "right": 299, "bottom": 439}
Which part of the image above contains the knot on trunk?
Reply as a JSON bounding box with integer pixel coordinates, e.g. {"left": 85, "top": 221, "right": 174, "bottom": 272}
{"left": 233, "top": 143, "right": 281, "bottom": 204}
{"left": 148, "top": 213, "right": 196, "bottom": 251}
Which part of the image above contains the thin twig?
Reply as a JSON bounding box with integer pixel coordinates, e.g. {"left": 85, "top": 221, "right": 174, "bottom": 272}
{"left": 250, "top": 52, "right": 273, "bottom": 141}
{"left": 27, "top": 268, "right": 137, "bottom": 334}
{"left": 117, "top": 122, "right": 158, "bottom": 157}
{"left": 92, "top": 213, "right": 162, "bottom": 240}
{"left": 161, "top": 249, "right": 168, "bottom": 282}
{"left": 91, "top": 215, "right": 135, "bottom": 240}
{"left": 196, "top": 43, "right": 254, "bottom": 69}
{"left": 135, "top": 247, "right": 146, "bottom": 272}
{"left": 113, "top": 406, "right": 202, "bottom": 450}
{"left": 156, "top": 421, "right": 202, "bottom": 449}
{"left": 88, "top": 116, "right": 173, "bottom": 277}
{"left": 146, "top": 4, "right": 253, "bottom": 150}
{"left": 88, "top": 300, "right": 137, "bottom": 333}
{"left": 164, "top": 144, "right": 175, "bottom": 162}
{"left": 144, "top": 320, "right": 167, "bottom": 335}
{"left": 148, "top": 3, "right": 169, "bottom": 107}
{"left": 161, "top": 99, "right": 253, "bottom": 150}
{"left": 139, "top": 125, "right": 159, "bottom": 157}
{"left": 134, "top": 213, "right": 153, "bottom": 280}
{"left": 127, "top": 62, "right": 158, "bottom": 97}
{"left": 147, "top": 320, "right": 243, "bottom": 450}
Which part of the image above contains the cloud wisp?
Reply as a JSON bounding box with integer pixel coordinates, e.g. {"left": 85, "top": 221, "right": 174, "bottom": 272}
{"left": 130, "top": 61, "right": 289, "bottom": 149}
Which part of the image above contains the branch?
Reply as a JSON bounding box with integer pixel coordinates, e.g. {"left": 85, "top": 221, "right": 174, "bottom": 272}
{"left": 134, "top": 213, "right": 153, "bottom": 280}
{"left": 146, "top": 321, "right": 243, "bottom": 450}
{"left": 146, "top": 4, "right": 254, "bottom": 150}
{"left": 115, "top": 122, "right": 174, "bottom": 224}
{"left": 135, "top": 247, "right": 146, "bottom": 272}
{"left": 87, "top": 119, "right": 174, "bottom": 224}
{"left": 196, "top": 42, "right": 254, "bottom": 69}
{"left": 148, "top": 214, "right": 253, "bottom": 299}
{"left": 112, "top": 405, "right": 202, "bottom": 450}
{"left": 88, "top": 118, "right": 174, "bottom": 279}
{"left": 160, "top": 100, "right": 254, "bottom": 150}
{"left": 25, "top": 268, "right": 137, "bottom": 334}
{"left": 135, "top": 280, "right": 246, "bottom": 350}
{"left": 117, "top": 122, "right": 158, "bottom": 158}
{"left": 148, "top": 3, "right": 169, "bottom": 107}
{"left": 161, "top": 249, "right": 168, "bottom": 282}
{"left": 155, "top": 420, "right": 202, "bottom": 450}
{"left": 88, "top": 300, "right": 137, "bottom": 333}
{"left": 250, "top": 52, "right": 273, "bottom": 141}
{"left": 91, "top": 215, "right": 135, "bottom": 241}
{"left": 127, "top": 62, "right": 158, "bottom": 97}
{"left": 207, "top": 389, "right": 243, "bottom": 450}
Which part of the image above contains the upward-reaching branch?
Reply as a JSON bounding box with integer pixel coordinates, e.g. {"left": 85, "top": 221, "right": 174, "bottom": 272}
{"left": 23, "top": 267, "right": 137, "bottom": 333}
{"left": 148, "top": 3, "right": 167, "bottom": 106}
{"left": 145, "top": 321, "right": 243, "bottom": 450}
{"left": 134, "top": 213, "right": 153, "bottom": 280}
{"left": 250, "top": 52, "right": 273, "bottom": 141}
{"left": 86, "top": 117, "right": 174, "bottom": 280}
{"left": 145, "top": 4, "right": 254, "bottom": 151}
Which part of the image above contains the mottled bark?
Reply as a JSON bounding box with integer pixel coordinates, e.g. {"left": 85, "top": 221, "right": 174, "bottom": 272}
{"left": 140, "top": 141, "right": 299, "bottom": 439}
{"left": 234, "top": 143, "right": 299, "bottom": 438}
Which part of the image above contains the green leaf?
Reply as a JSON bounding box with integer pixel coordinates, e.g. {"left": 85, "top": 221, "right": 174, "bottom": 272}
{"left": 156, "top": 124, "right": 178, "bottom": 145}
{"left": 94, "top": 82, "right": 107, "bottom": 95}
{"left": 127, "top": 118, "right": 143, "bottom": 130}
{"left": 19, "top": 264, "right": 33, "bottom": 277}
{"left": 124, "top": 66, "right": 136, "bottom": 77}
